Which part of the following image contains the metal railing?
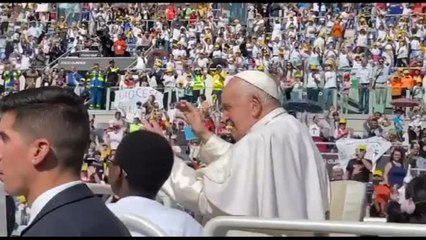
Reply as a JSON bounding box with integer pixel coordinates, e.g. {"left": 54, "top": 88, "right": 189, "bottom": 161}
{"left": 43, "top": 48, "right": 73, "bottom": 71}
{"left": 203, "top": 216, "right": 426, "bottom": 236}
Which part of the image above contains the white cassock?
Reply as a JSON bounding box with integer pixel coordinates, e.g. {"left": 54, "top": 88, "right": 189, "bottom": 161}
{"left": 162, "top": 107, "right": 331, "bottom": 222}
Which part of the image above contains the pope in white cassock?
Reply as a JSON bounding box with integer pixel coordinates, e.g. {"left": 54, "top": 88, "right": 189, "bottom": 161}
{"left": 161, "top": 70, "right": 330, "bottom": 222}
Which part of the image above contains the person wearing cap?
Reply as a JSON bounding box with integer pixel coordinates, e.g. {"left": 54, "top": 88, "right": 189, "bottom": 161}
{"left": 107, "top": 131, "right": 203, "bottom": 236}
{"left": 191, "top": 68, "right": 205, "bottom": 104}
{"left": 369, "top": 169, "right": 391, "bottom": 218}
{"left": 343, "top": 145, "right": 372, "bottom": 183}
{"left": 106, "top": 60, "right": 120, "bottom": 88}
{"left": 335, "top": 117, "right": 353, "bottom": 140}
{"left": 211, "top": 65, "right": 227, "bottom": 107}
{"left": 306, "top": 64, "right": 322, "bottom": 102}
{"left": 163, "top": 70, "right": 330, "bottom": 222}
{"left": 162, "top": 67, "right": 177, "bottom": 110}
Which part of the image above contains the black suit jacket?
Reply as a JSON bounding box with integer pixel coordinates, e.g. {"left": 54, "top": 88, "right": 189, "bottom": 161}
{"left": 21, "top": 184, "right": 130, "bottom": 237}
{"left": 6, "top": 196, "right": 16, "bottom": 236}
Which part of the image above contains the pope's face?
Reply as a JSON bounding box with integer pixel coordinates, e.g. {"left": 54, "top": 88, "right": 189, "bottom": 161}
{"left": 222, "top": 78, "right": 261, "bottom": 141}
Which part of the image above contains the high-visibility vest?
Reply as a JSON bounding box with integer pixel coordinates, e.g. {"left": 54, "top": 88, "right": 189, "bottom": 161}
{"left": 107, "top": 67, "right": 120, "bottom": 84}
{"left": 129, "top": 123, "right": 144, "bottom": 133}
{"left": 212, "top": 72, "right": 226, "bottom": 91}
{"left": 3, "top": 71, "right": 20, "bottom": 87}
{"left": 89, "top": 70, "right": 106, "bottom": 88}
{"left": 192, "top": 74, "right": 205, "bottom": 91}
{"left": 109, "top": 67, "right": 119, "bottom": 73}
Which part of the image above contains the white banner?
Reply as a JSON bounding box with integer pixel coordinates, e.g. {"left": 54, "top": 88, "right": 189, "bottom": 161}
{"left": 114, "top": 87, "right": 164, "bottom": 118}
{"left": 335, "top": 137, "right": 392, "bottom": 170}
{"left": 36, "top": 3, "right": 49, "bottom": 12}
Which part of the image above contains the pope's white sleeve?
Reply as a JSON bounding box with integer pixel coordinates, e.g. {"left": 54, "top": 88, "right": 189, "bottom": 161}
{"left": 161, "top": 156, "right": 204, "bottom": 214}
{"left": 199, "top": 134, "right": 233, "bottom": 165}
{"left": 161, "top": 135, "right": 233, "bottom": 215}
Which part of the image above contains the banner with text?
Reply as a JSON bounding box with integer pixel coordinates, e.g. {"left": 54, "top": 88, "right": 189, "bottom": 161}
{"left": 114, "top": 87, "right": 164, "bottom": 118}
{"left": 58, "top": 57, "right": 136, "bottom": 71}
{"left": 335, "top": 137, "right": 392, "bottom": 170}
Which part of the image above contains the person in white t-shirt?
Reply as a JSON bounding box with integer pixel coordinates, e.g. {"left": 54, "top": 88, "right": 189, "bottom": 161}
{"left": 104, "top": 124, "right": 125, "bottom": 151}
{"left": 323, "top": 62, "right": 337, "bottom": 109}
{"left": 306, "top": 64, "right": 323, "bottom": 102}
{"left": 107, "top": 130, "right": 203, "bottom": 236}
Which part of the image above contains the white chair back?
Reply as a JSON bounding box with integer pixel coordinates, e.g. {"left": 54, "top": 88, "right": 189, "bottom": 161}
{"left": 203, "top": 216, "right": 426, "bottom": 236}
{"left": 329, "top": 180, "right": 367, "bottom": 221}
{"left": 116, "top": 213, "right": 168, "bottom": 236}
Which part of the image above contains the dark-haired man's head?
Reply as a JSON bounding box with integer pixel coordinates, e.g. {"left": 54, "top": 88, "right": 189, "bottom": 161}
{"left": 108, "top": 131, "right": 173, "bottom": 200}
{"left": 0, "top": 87, "right": 90, "bottom": 204}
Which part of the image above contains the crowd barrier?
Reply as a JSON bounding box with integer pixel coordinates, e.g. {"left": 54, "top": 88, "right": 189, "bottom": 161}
{"left": 203, "top": 216, "right": 426, "bottom": 236}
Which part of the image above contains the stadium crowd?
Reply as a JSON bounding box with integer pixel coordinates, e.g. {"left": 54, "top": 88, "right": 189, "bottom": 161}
{"left": 2, "top": 2, "right": 426, "bottom": 236}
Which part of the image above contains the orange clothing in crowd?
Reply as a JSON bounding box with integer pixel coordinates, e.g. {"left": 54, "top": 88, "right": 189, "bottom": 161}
{"left": 414, "top": 75, "right": 422, "bottom": 83}
{"left": 114, "top": 39, "right": 127, "bottom": 56}
{"left": 401, "top": 75, "right": 415, "bottom": 89}
{"left": 332, "top": 22, "right": 343, "bottom": 38}
{"left": 391, "top": 78, "right": 403, "bottom": 97}
{"left": 166, "top": 5, "right": 177, "bottom": 21}
{"left": 374, "top": 184, "right": 391, "bottom": 217}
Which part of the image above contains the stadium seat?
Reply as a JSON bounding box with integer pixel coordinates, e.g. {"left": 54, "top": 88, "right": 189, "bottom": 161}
{"left": 329, "top": 180, "right": 368, "bottom": 221}
{"left": 203, "top": 216, "right": 426, "bottom": 236}
{"left": 116, "top": 213, "right": 168, "bottom": 236}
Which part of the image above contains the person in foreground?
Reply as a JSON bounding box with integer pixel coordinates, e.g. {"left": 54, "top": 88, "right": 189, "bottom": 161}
{"left": 0, "top": 87, "right": 130, "bottom": 236}
{"left": 159, "top": 70, "right": 330, "bottom": 222}
{"left": 387, "top": 174, "right": 426, "bottom": 224}
{"left": 106, "top": 130, "right": 203, "bottom": 236}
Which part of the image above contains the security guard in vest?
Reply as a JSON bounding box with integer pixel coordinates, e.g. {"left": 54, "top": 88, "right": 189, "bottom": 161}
{"left": 2, "top": 64, "right": 20, "bottom": 93}
{"left": 106, "top": 60, "right": 120, "bottom": 103}
{"left": 106, "top": 60, "right": 120, "bottom": 87}
{"left": 192, "top": 68, "right": 205, "bottom": 104}
{"left": 211, "top": 64, "right": 227, "bottom": 107}
{"left": 129, "top": 117, "right": 144, "bottom": 133}
{"left": 87, "top": 63, "right": 106, "bottom": 109}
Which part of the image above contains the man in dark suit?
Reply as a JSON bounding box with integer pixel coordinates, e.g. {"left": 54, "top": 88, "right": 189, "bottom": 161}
{"left": 0, "top": 87, "right": 130, "bottom": 236}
